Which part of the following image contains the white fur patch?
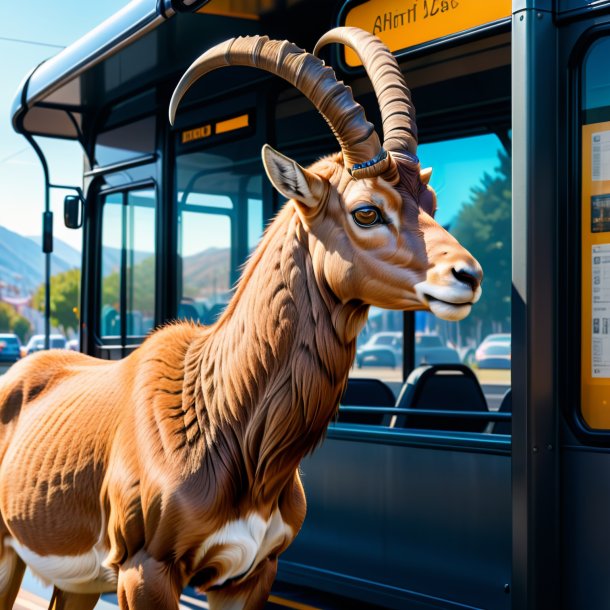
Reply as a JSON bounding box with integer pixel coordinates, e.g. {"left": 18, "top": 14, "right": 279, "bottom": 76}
{"left": 196, "top": 511, "right": 293, "bottom": 588}
{"left": 5, "top": 537, "right": 117, "bottom": 594}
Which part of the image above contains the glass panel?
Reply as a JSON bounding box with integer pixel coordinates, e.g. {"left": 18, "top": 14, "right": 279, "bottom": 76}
{"left": 180, "top": 211, "right": 232, "bottom": 324}
{"left": 175, "top": 143, "right": 264, "bottom": 324}
{"left": 99, "top": 187, "right": 157, "bottom": 342}
{"left": 580, "top": 37, "right": 610, "bottom": 429}
{"left": 417, "top": 134, "right": 511, "bottom": 408}
{"left": 248, "top": 197, "right": 264, "bottom": 252}
{"left": 126, "top": 190, "right": 156, "bottom": 336}
{"left": 354, "top": 310, "right": 403, "bottom": 387}
{"left": 95, "top": 116, "right": 155, "bottom": 167}
{"left": 352, "top": 133, "right": 511, "bottom": 410}
{"left": 100, "top": 192, "right": 123, "bottom": 338}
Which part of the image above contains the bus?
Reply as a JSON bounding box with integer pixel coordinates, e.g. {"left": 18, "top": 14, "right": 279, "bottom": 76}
{"left": 10, "top": 0, "right": 610, "bottom": 608}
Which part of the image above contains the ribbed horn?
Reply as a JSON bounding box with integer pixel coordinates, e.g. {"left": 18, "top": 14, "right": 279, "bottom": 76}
{"left": 169, "top": 35, "right": 391, "bottom": 179}
{"left": 314, "top": 27, "right": 418, "bottom": 156}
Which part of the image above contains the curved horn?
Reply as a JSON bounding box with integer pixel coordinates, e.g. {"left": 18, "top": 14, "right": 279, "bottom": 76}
{"left": 169, "top": 36, "right": 391, "bottom": 179}
{"left": 314, "top": 27, "right": 418, "bottom": 156}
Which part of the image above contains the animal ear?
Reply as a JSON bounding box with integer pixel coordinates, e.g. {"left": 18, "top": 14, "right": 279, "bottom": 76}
{"left": 420, "top": 167, "right": 433, "bottom": 185}
{"left": 262, "top": 144, "right": 326, "bottom": 209}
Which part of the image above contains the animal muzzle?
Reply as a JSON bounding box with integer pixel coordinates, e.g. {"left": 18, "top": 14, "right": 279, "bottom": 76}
{"left": 414, "top": 254, "right": 483, "bottom": 322}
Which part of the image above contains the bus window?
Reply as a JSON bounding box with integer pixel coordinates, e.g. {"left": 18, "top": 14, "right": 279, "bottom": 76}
{"left": 126, "top": 190, "right": 156, "bottom": 336}
{"left": 95, "top": 116, "right": 156, "bottom": 167}
{"left": 418, "top": 133, "right": 511, "bottom": 406}
{"left": 175, "top": 149, "right": 264, "bottom": 324}
{"left": 179, "top": 203, "right": 232, "bottom": 325}
{"left": 99, "top": 187, "right": 157, "bottom": 342}
{"left": 352, "top": 132, "right": 511, "bottom": 409}
{"left": 580, "top": 36, "right": 610, "bottom": 429}
{"left": 101, "top": 193, "right": 123, "bottom": 338}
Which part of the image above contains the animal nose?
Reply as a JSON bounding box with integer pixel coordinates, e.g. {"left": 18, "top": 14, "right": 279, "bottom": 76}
{"left": 452, "top": 266, "right": 481, "bottom": 292}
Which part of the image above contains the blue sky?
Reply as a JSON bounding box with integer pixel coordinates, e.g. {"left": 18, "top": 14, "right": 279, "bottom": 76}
{"left": 0, "top": 1, "right": 127, "bottom": 249}
{"left": 0, "top": 2, "right": 504, "bottom": 252}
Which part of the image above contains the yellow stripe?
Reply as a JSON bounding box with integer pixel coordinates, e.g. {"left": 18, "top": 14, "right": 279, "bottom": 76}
{"left": 215, "top": 114, "right": 249, "bottom": 134}
{"left": 268, "top": 594, "right": 321, "bottom": 610}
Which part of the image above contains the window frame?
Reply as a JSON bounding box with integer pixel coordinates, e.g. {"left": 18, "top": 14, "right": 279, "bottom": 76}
{"left": 565, "top": 24, "right": 610, "bottom": 444}
{"left": 96, "top": 179, "right": 159, "bottom": 351}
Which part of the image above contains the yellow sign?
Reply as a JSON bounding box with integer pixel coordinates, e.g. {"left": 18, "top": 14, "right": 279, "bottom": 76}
{"left": 343, "top": 0, "right": 512, "bottom": 67}
{"left": 215, "top": 114, "right": 249, "bottom": 134}
{"left": 581, "top": 121, "right": 610, "bottom": 429}
{"left": 182, "top": 124, "right": 212, "bottom": 144}
{"left": 181, "top": 114, "right": 249, "bottom": 144}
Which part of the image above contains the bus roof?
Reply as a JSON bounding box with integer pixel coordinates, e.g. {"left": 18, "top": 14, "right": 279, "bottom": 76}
{"left": 11, "top": 0, "right": 176, "bottom": 139}
{"left": 10, "top": 0, "right": 278, "bottom": 140}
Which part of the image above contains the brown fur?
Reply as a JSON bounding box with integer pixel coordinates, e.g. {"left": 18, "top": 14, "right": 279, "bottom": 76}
{"left": 0, "top": 150, "right": 480, "bottom": 609}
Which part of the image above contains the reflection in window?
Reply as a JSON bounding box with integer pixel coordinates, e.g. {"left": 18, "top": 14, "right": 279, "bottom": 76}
{"left": 353, "top": 133, "right": 511, "bottom": 397}
{"left": 175, "top": 148, "right": 264, "bottom": 324}
{"left": 101, "top": 193, "right": 122, "bottom": 337}
{"left": 100, "top": 188, "right": 156, "bottom": 340}
{"left": 95, "top": 116, "right": 155, "bottom": 167}
{"left": 126, "top": 190, "right": 156, "bottom": 336}
{"left": 418, "top": 134, "right": 511, "bottom": 382}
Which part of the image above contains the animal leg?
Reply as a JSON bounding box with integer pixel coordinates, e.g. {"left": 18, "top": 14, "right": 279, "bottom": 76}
{"left": 48, "top": 587, "right": 99, "bottom": 610}
{"left": 0, "top": 549, "right": 25, "bottom": 610}
{"left": 117, "top": 551, "right": 181, "bottom": 610}
{"left": 206, "top": 557, "right": 277, "bottom": 610}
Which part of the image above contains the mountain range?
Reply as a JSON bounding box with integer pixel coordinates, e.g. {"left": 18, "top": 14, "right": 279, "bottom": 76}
{"left": 0, "top": 226, "right": 82, "bottom": 295}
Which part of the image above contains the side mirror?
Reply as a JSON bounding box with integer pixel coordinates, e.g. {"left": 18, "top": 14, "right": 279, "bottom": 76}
{"left": 64, "top": 195, "right": 83, "bottom": 229}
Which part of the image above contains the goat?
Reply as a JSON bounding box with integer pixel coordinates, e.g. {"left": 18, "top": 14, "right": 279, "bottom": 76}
{"left": 0, "top": 28, "right": 482, "bottom": 610}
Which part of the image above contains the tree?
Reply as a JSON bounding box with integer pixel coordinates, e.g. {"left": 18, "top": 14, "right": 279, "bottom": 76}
{"left": 0, "top": 303, "right": 13, "bottom": 332}
{"left": 32, "top": 269, "right": 81, "bottom": 334}
{"left": 451, "top": 149, "right": 511, "bottom": 339}
{"left": 0, "top": 302, "right": 32, "bottom": 342}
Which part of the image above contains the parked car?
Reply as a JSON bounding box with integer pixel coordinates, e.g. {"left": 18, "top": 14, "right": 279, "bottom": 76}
{"left": 478, "top": 333, "right": 511, "bottom": 348}
{"left": 414, "top": 333, "right": 461, "bottom": 365}
{"left": 0, "top": 333, "right": 22, "bottom": 364}
{"left": 356, "top": 332, "right": 402, "bottom": 368}
{"left": 23, "top": 334, "right": 67, "bottom": 356}
{"left": 356, "top": 332, "right": 460, "bottom": 368}
{"left": 475, "top": 337, "right": 511, "bottom": 369}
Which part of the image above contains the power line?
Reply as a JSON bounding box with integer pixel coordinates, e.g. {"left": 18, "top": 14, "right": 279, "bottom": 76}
{"left": 0, "top": 148, "right": 30, "bottom": 165}
{"left": 0, "top": 35, "right": 65, "bottom": 50}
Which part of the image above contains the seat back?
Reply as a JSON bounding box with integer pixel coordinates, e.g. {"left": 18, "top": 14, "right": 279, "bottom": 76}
{"left": 394, "top": 364, "right": 489, "bottom": 432}
{"left": 491, "top": 389, "right": 512, "bottom": 434}
{"left": 338, "top": 378, "right": 396, "bottom": 425}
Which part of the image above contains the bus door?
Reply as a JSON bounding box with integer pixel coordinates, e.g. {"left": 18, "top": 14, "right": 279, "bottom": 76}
{"left": 83, "top": 106, "right": 159, "bottom": 360}
{"left": 95, "top": 181, "right": 158, "bottom": 359}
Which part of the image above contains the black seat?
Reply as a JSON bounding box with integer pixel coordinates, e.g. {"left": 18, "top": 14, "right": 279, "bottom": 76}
{"left": 338, "top": 378, "right": 395, "bottom": 425}
{"left": 393, "top": 364, "right": 489, "bottom": 432}
{"left": 491, "top": 389, "right": 512, "bottom": 434}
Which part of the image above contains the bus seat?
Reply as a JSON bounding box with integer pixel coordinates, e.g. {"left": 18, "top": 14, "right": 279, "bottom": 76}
{"left": 491, "top": 389, "right": 512, "bottom": 435}
{"left": 393, "top": 364, "right": 489, "bottom": 432}
{"left": 338, "top": 378, "right": 395, "bottom": 425}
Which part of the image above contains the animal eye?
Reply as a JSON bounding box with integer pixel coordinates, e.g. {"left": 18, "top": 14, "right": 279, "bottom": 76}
{"left": 352, "top": 206, "right": 384, "bottom": 228}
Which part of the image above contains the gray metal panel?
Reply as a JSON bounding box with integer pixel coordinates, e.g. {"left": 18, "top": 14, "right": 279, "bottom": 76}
{"left": 561, "top": 448, "right": 610, "bottom": 609}
{"left": 511, "top": 6, "right": 559, "bottom": 610}
{"left": 280, "top": 434, "right": 511, "bottom": 610}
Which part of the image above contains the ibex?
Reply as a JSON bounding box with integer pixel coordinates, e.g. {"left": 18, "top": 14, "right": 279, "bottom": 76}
{"left": 0, "top": 28, "right": 481, "bottom": 610}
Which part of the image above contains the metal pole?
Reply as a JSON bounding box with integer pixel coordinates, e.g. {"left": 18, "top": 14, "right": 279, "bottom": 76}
{"left": 23, "top": 134, "right": 52, "bottom": 350}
